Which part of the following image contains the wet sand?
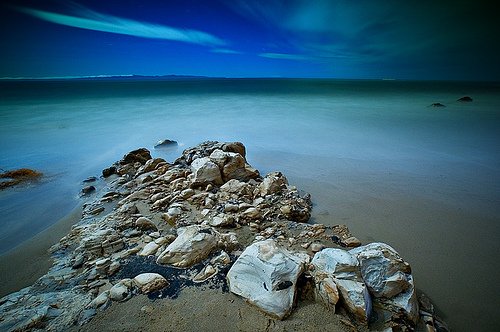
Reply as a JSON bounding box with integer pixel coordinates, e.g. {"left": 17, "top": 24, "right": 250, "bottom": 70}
{"left": 0, "top": 205, "right": 82, "bottom": 297}
{"left": 71, "top": 286, "right": 357, "bottom": 332}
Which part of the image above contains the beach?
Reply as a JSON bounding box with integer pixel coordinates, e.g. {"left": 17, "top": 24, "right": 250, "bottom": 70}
{"left": 1, "top": 79, "right": 499, "bottom": 330}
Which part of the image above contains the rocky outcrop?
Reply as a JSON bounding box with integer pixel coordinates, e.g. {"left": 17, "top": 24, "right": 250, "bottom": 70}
{"left": 227, "top": 239, "right": 308, "bottom": 319}
{"left": 0, "top": 141, "right": 442, "bottom": 331}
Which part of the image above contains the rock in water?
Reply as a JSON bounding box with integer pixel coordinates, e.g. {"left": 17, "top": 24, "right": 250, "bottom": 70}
{"left": 311, "top": 248, "right": 372, "bottom": 323}
{"left": 350, "top": 243, "right": 419, "bottom": 324}
{"left": 154, "top": 139, "right": 178, "bottom": 149}
{"left": 156, "top": 225, "right": 219, "bottom": 267}
{"left": 227, "top": 239, "right": 308, "bottom": 320}
{"left": 430, "top": 102, "right": 446, "bottom": 107}
{"left": 457, "top": 96, "right": 473, "bottom": 102}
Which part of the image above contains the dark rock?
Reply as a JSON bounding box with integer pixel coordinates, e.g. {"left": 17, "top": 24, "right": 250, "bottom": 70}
{"left": 0, "top": 168, "right": 42, "bottom": 189}
{"left": 430, "top": 103, "right": 446, "bottom": 107}
{"left": 458, "top": 96, "right": 473, "bottom": 102}
{"left": 81, "top": 186, "right": 96, "bottom": 196}
{"left": 83, "top": 176, "right": 97, "bottom": 183}
{"left": 154, "top": 139, "right": 178, "bottom": 149}
{"left": 102, "top": 166, "right": 117, "bottom": 178}
{"left": 120, "top": 148, "right": 152, "bottom": 165}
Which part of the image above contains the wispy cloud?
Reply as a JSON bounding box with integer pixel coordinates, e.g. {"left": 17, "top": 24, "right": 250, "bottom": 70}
{"left": 210, "top": 48, "right": 242, "bottom": 54}
{"left": 259, "top": 52, "right": 312, "bottom": 61}
{"left": 15, "top": 5, "right": 226, "bottom": 47}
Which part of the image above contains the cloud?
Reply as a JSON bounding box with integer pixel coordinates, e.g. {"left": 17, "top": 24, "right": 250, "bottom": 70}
{"left": 15, "top": 5, "right": 226, "bottom": 47}
{"left": 210, "top": 48, "right": 242, "bottom": 54}
{"left": 259, "top": 53, "right": 311, "bottom": 61}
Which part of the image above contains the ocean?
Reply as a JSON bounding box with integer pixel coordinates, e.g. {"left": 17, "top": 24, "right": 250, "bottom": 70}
{"left": 1, "top": 78, "right": 499, "bottom": 330}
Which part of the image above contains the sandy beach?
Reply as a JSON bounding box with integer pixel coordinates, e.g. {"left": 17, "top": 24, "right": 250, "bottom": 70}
{"left": 0, "top": 206, "right": 82, "bottom": 297}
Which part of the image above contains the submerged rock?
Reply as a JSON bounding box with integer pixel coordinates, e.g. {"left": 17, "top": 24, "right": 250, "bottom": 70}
{"left": 0, "top": 168, "right": 42, "bottom": 190}
{"left": 457, "top": 96, "right": 473, "bottom": 102}
{"left": 227, "top": 239, "right": 308, "bottom": 320}
{"left": 154, "top": 139, "right": 178, "bottom": 149}
{"left": 430, "top": 102, "right": 446, "bottom": 107}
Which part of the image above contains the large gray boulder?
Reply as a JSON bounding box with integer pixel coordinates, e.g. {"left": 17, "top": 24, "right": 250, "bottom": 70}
{"left": 311, "top": 248, "right": 372, "bottom": 323}
{"left": 156, "top": 226, "right": 219, "bottom": 267}
{"left": 350, "top": 242, "right": 419, "bottom": 323}
{"left": 227, "top": 239, "right": 308, "bottom": 320}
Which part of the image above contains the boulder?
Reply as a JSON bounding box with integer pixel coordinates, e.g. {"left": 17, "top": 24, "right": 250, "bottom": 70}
{"left": 349, "top": 243, "right": 412, "bottom": 298}
{"left": 227, "top": 239, "right": 308, "bottom": 320}
{"left": 222, "top": 142, "right": 246, "bottom": 158}
{"left": 311, "top": 248, "right": 372, "bottom": 323}
{"left": 156, "top": 225, "right": 219, "bottom": 267}
{"left": 139, "top": 242, "right": 160, "bottom": 256}
{"left": 154, "top": 139, "right": 178, "bottom": 148}
{"left": 133, "top": 273, "right": 168, "bottom": 293}
{"left": 221, "top": 152, "right": 259, "bottom": 182}
{"left": 258, "top": 172, "right": 288, "bottom": 196}
{"left": 350, "top": 242, "right": 419, "bottom": 324}
{"left": 120, "top": 148, "right": 152, "bottom": 165}
{"left": 190, "top": 157, "right": 223, "bottom": 185}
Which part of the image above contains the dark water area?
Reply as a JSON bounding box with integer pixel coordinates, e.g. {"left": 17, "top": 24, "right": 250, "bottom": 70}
{"left": 1, "top": 78, "right": 499, "bottom": 330}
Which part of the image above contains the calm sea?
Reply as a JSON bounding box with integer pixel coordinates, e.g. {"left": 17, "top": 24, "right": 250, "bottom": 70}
{"left": 1, "top": 79, "right": 499, "bottom": 330}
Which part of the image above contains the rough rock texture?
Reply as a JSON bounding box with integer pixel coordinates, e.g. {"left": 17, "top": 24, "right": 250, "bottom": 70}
{"left": 156, "top": 226, "right": 219, "bottom": 267}
{"left": 311, "top": 248, "right": 372, "bottom": 323}
{"left": 350, "top": 242, "right": 419, "bottom": 324}
{"left": 0, "top": 141, "right": 440, "bottom": 332}
{"left": 227, "top": 239, "right": 308, "bottom": 320}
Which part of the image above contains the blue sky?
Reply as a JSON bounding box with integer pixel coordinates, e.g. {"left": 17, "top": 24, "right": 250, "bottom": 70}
{"left": 1, "top": 0, "right": 498, "bottom": 80}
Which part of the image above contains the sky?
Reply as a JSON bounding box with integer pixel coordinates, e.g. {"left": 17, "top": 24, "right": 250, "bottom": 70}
{"left": 0, "top": 0, "right": 499, "bottom": 80}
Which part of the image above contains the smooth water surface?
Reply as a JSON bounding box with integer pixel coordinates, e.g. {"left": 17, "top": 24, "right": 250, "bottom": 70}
{"left": 1, "top": 79, "right": 499, "bottom": 330}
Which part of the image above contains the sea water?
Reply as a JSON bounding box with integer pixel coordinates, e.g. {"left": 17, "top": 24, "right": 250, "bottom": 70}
{"left": 1, "top": 79, "right": 499, "bottom": 330}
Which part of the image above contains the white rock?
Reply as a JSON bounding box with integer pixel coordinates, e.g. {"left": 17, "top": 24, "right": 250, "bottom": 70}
{"left": 139, "top": 242, "right": 160, "bottom": 256}
{"left": 191, "top": 157, "right": 223, "bottom": 185}
{"left": 133, "top": 273, "right": 168, "bottom": 293}
{"left": 208, "top": 214, "right": 234, "bottom": 227}
{"left": 227, "top": 239, "right": 307, "bottom": 320}
{"left": 156, "top": 225, "right": 219, "bottom": 267}
{"left": 258, "top": 172, "right": 288, "bottom": 196}
{"left": 311, "top": 248, "right": 372, "bottom": 323}
{"left": 350, "top": 242, "right": 419, "bottom": 323}
{"left": 220, "top": 179, "right": 252, "bottom": 196}
{"left": 211, "top": 251, "right": 231, "bottom": 265}
{"left": 88, "top": 290, "right": 110, "bottom": 309}
{"left": 109, "top": 281, "right": 131, "bottom": 302}
{"left": 193, "top": 264, "right": 218, "bottom": 283}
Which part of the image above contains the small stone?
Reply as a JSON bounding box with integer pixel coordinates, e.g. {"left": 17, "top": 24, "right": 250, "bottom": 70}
{"left": 109, "top": 281, "right": 131, "bottom": 302}
{"left": 224, "top": 203, "right": 239, "bottom": 213}
{"left": 310, "top": 243, "right": 325, "bottom": 252}
{"left": 139, "top": 242, "right": 160, "bottom": 256}
{"left": 83, "top": 176, "right": 98, "bottom": 183}
{"left": 241, "top": 207, "right": 262, "bottom": 220}
{"left": 211, "top": 251, "right": 231, "bottom": 265}
{"left": 342, "top": 236, "right": 361, "bottom": 247}
{"left": 133, "top": 273, "right": 168, "bottom": 293}
{"left": 301, "top": 242, "right": 311, "bottom": 249}
{"left": 135, "top": 217, "right": 157, "bottom": 231}
{"left": 193, "top": 264, "right": 218, "bottom": 283}
{"left": 181, "top": 188, "right": 195, "bottom": 199}
{"left": 81, "top": 186, "right": 96, "bottom": 196}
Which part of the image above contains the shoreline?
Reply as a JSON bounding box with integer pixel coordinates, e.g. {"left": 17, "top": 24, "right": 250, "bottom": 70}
{"left": 0, "top": 205, "right": 82, "bottom": 297}
{"left": 0, "top": 141, "right": 446, "bottom": 331}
